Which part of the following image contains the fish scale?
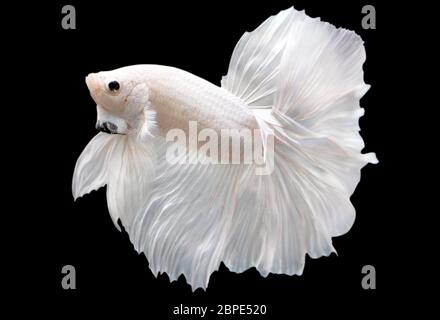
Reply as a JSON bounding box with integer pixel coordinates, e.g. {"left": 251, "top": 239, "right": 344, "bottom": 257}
{"left": 132, "top": 65, "right": 258, "bottom": 136}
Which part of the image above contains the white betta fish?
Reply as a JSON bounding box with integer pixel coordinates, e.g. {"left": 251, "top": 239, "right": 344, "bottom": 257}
{"left": 73, "top": 7, "right": 377, "bottom": 290}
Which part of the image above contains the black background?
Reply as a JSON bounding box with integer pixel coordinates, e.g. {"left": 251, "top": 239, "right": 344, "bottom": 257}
{"left": 9, "top": 0, "right": 413, "bottom": 317}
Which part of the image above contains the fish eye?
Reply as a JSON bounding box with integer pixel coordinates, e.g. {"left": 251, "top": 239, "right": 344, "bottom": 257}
{"left": 107, "top": 80, "right": 120, "bottom": 92}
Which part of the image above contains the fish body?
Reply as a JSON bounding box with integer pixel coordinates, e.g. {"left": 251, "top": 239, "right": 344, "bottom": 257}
{"left": 86, "top": 65, "right": 259, "bottom": 161}
{"left": 139, "top": 65, "right": 258, "bottom": 135}
{"left": 73, "top": 7, "right": 377, "bottom": 290}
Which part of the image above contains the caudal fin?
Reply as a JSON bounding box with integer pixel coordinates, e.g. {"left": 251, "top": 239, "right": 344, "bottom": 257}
{"left": 220, "top": 7, "right": 377, "bottom": 274}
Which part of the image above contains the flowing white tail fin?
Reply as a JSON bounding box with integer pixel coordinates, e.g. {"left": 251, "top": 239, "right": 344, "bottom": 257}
{"left": 73, "top": 7, "right": 377, "bottom": 290}
{"left": 219, "top": 7, "right": 377, "bottom": 276}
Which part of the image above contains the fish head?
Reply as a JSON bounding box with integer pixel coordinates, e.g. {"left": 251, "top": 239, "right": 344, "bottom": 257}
{"left": 85, "top": 69, "right": 149, "bottom": 135}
